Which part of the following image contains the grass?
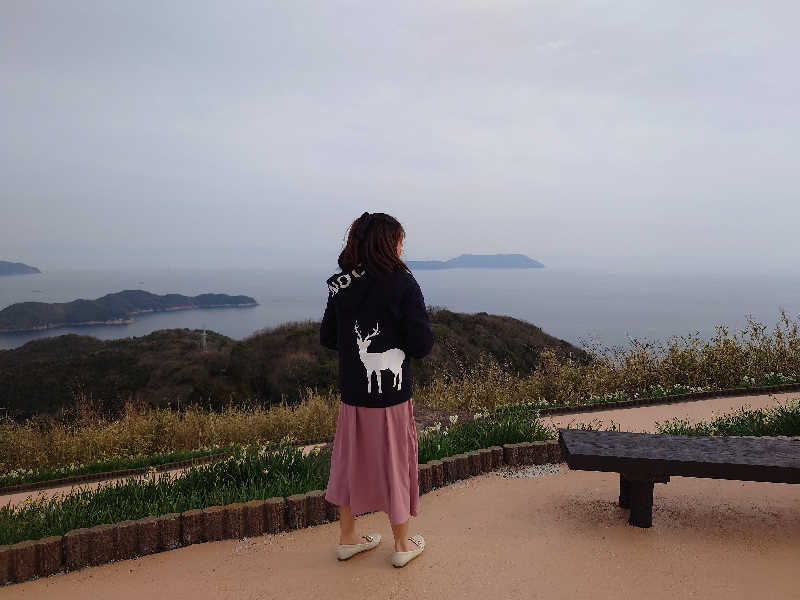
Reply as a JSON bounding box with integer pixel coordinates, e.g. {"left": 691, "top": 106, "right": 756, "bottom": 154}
{"left": 655, "top": 397, "right": 800, "bottom": 437}
{"left": 1, "top": 436, "right": 330, "bottom": 546}
{"left": 537, "top": 397, "right": 800, "bottom": 437}
{"left": 1, "top": 311, "right": 798, "bottom": 477}
{"left": 0, "top": 387, "right": 338, "bottom": 475}
{"left": 1, "top": 411, "right": 557, "bottom": 545}
{"left": 417, "top": 411, "right": 556, "bottom": 463}
{"left": 0, "top": 445, "right": 239, "bottom": 490}
{"left": 417, "top": 310, "right": 800, "bottom": 412}
{"left": 3, "top": 397, "right": 800, "bottom": 546}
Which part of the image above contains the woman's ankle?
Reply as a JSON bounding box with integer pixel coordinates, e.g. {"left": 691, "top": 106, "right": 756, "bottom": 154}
{"left": 339, "top": 527, "right": 358, "bottom": 544}
{"left": 393, "top": 538, "right": 415, "bottom": 552}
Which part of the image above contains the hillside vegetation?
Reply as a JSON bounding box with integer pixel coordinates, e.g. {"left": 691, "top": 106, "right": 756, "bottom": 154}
{"left": 1, "top": 310, "right": 798, "bottom": 473}
{"left": 0, "top": 307, "right": 586, "bottom": 420}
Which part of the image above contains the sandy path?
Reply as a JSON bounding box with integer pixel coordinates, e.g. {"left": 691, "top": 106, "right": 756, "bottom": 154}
{"left": 5, "top": 462, "right": 798, "bottom": 599}
{"left": 543, "top": 390, "right": 800, "bottom": 434}
{"left": 1, "top": 443, "right": 328, "bottom": 510}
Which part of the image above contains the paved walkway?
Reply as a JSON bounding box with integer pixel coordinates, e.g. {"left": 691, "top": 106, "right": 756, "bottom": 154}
{"left": 5, "top": 461, "right": 797, "bottom": 599}
{"left": 3, "top": 391, "right": 799, "bottom": 598}
{"left": 543, "top": 389, "right": 799, "bottom": 433}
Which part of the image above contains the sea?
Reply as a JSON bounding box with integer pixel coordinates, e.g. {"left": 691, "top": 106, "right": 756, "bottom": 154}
{"left": 1, "top": 266, "right": 799, "bottom": 353}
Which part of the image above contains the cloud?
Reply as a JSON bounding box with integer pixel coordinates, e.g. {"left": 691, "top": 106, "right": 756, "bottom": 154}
{"left": 1, "top": 1, "right": 799, "bottom": 271}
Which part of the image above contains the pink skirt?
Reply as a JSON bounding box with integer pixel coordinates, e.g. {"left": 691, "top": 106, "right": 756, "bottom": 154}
{"left": 324, "top": 397, "right": 419, "bottom": 525}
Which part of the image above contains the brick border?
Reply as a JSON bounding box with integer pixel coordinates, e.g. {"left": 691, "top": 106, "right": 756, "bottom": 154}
{"left": 5, "top": 382, "right": 799, "bottom": 496}
{"left": 0, "top": 440, "right": 565, "bottom": 586}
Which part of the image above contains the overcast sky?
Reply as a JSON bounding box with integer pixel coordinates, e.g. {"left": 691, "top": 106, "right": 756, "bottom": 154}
{"left": 2, "top": 1, "right": 798, "bottom": 273}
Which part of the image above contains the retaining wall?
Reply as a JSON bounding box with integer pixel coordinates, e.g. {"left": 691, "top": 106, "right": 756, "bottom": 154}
{"left": 0, "top": 440, "right": 564, "bottom": 587}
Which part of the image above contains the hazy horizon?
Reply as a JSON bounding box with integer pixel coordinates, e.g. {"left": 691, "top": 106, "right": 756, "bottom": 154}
{"left": 2, "top": 265, "right": 799, "bottom": 352}
{"left": 3, "top": 2, "right": 799, "bottom": 275}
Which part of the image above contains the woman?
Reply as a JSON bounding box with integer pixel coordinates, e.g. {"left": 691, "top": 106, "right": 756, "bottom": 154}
{"left": 320, "top": 211, "right": 435, "bottom": 568}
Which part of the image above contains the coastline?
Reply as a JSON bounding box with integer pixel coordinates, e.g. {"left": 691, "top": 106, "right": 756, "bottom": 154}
{"left": 0, "top": 302, "right": 259, "bottom": 334}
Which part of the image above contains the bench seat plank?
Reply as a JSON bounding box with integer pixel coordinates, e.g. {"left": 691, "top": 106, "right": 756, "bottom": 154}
{"left": 559, "top": 429, "right": 800, "bottom": 484}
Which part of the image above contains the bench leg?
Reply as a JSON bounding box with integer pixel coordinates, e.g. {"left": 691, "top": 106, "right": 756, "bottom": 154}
{"left": 628, "top": 480, "right": 654, "bottom": 528}
{"left": 619, "top": 474, "right": 631, "bottom": 509}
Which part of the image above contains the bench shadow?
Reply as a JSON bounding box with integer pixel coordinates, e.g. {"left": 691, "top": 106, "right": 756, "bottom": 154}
{"left": 548, "top": 490, "right": 800, "bottom": 542}
{"left": 547, "top": 494, "right": 631, "bottom": 531}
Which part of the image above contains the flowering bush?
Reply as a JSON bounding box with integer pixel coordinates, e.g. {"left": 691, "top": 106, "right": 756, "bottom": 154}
{"left": 417, "top": 310, "right": 800, "bottom": 412}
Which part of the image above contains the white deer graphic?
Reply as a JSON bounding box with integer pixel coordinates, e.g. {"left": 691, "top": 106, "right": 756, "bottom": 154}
{"left": 354, "top": 320, "right": 405, "bottom": 394}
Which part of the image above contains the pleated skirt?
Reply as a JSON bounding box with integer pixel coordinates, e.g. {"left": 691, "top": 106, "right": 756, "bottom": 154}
{"left": 324, "top": 397, "right": 419, "bottom": 525}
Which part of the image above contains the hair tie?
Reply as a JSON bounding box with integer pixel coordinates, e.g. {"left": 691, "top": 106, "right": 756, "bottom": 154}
{"left": 355, "top": 212, "right": 374, "bottom": 240}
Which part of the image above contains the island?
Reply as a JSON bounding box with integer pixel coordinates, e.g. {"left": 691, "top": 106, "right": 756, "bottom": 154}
{"left": 406, "top": 253, "right": 545, "bottom": 270}
{"left": 0, "top": 261, "right": 41, "bottom": 276}
{"left": 0, "top": 290, "right": 258, "bottom": 333}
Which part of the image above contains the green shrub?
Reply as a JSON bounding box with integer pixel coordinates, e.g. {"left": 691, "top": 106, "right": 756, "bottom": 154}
{"left": 0, "top": 436, "right": 330, "bottom": 545}
{"left": 655, "top": 398, "right": 800, "bottom": 437}
{"left": 417, "top": 411, "right": 556, "bottom": 463}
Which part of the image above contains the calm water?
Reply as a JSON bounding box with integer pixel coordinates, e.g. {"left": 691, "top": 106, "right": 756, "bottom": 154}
{"left": 1, "top": 266, "right": 799, "bottom": 352}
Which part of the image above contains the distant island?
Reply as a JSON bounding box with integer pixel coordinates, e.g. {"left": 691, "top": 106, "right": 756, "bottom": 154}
{"left": 0, "top": 261, "right": 41, "bottom": 276}
{"left": 0, "top": 290, "right": 258, "bottom": 333}
{"left": 407, "top": 253, "right": 545, "bottom": 270}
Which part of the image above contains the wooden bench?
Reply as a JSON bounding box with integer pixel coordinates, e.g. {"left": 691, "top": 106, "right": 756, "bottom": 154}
{"left": 558, "top": 428, "right": 800, "bottom": 528}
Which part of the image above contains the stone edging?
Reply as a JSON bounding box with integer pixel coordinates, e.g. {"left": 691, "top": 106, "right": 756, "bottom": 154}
{"left": 0, "top": 453, "right": 235, "bottom": 497}
{"left": 537, "top": 382, "right": 800, "bottom": 417}
{"left": 0, "top": 440, "right": 564, "bottom": 586}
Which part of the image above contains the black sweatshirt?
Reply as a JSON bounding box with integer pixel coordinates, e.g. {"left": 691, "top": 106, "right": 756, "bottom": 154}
{"left": 319, "top": 265, "right": 434, "bottom": 408}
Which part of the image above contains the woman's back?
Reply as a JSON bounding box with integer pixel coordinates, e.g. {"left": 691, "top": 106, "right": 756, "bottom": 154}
{"left": 320, "top": 266, "right": 434, "bottom": 408}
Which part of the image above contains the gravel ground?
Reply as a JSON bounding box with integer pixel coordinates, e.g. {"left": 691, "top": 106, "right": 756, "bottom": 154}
{"left": 493, "top": 463, "right": 564, "bottom": 478}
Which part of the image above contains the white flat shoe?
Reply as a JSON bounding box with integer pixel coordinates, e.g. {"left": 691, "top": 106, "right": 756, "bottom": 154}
{"left": 336, "top": 533, "right": 381, "bottom": 560}
{"left": 391, "top": 534, "right": 425, "bottom": 568}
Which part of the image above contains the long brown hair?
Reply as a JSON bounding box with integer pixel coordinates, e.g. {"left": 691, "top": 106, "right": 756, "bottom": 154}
{"left": 338, "top": 212, "right": 411, "bottom": 277}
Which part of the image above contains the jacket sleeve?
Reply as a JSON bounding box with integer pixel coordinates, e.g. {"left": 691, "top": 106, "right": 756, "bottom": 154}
{"left": 398, "top": 277, "right": 434, "bottom": 359}
{"left": 320, "top": 294, "right": 338, "bottom": 350}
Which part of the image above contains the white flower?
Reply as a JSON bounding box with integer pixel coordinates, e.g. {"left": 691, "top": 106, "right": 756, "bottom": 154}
{"left": 449, "top": 415, "right": 459, "bottom": 425}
